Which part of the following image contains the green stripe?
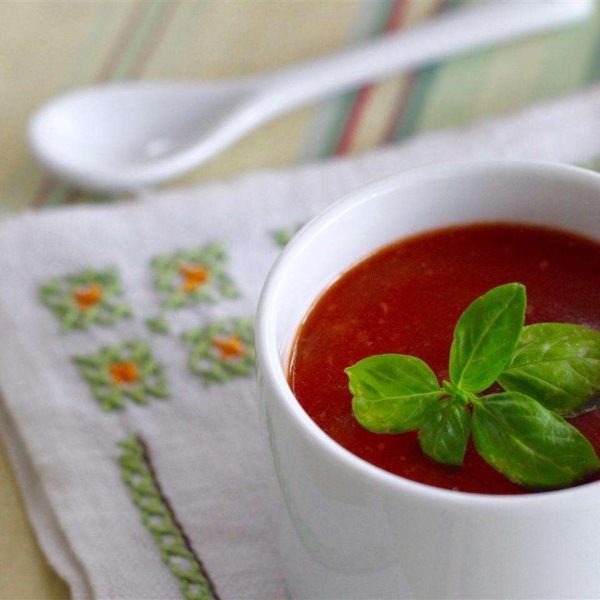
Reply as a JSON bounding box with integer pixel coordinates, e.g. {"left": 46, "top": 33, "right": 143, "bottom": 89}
{"left": 64, "top": 3, "right": 120, "bottom": 88}
{"left": 112, "top": 0, "right": 166, "bottom": 80}
{"left": 317, "top": 90, "right": 358, "bottom": 157}
{"left": 326, "top": 0, "right": 396, "bottom": 154}
{"left": 584, "top": 12, "right": 600, "bottom": 83}
{"left": 150, "top": 0, "right": 206, "bottom": 77}
{"left": 391, "top": 0, "right": 463, "bottom": 141}
{"left": 300, "top": 0, "right": 396, "bottom": 160}
{"left": 392, "top": 65, "right": 435, "bottom": 140}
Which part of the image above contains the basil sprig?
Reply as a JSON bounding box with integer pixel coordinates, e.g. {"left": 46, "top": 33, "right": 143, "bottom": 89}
{"left": 346, "top": 283, "right": 600, "bottom": 490}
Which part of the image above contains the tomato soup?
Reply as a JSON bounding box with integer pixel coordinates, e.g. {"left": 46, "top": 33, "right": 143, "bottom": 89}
{"left": 288, "top": 223, "right": 600, "bottom": 495}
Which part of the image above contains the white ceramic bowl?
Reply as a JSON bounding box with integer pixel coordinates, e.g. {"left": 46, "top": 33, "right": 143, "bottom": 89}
{"left": 255, "top": 161, "right": 600, "bottom": 600}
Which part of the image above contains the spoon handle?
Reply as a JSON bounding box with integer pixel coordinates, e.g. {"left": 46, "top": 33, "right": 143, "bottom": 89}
{"left": 258, "top": 0, "right": 592, "bottom": 116}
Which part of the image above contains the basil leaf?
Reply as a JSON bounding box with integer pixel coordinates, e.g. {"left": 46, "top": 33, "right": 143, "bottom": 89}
{"left": 347, "top": 354, "right": 444, "bottom": 434}
{"left": 419, "top": 396, "right": 471, "bottom": 466}
{"left": 498, "top": 323, "right": 600, "bottom": 417}
{"left": 449, "top": 283, "right": 526, "bottom": 393}
{"left": 472, "top": 392, "right": 600, "bottom": 490}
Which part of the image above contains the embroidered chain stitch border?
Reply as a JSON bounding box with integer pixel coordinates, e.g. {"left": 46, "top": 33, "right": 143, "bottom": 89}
{"left": 118, "top": 435, "right": 220, "bottom": 600}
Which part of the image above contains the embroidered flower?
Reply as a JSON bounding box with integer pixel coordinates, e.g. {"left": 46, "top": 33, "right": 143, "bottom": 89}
{"left": 151, "top": 243, "right": 239, "bottom": 310}
{"left": 182, "top": 317, "right": 255, "bottom": 385}
{"left": 74, "top": 341, "right": 168, "bottom": 411}
{"left": 40, "top": 268, "right": 132, "bottom": 332}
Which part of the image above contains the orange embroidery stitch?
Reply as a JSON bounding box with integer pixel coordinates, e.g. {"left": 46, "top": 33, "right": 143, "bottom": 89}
{"left": 110, "top": 362, "right": 139, "bottom": 385}
{"left": 74, "top": 285, "right": 103, "bottom": 310}
{"left": 179, "top": 264, "right": 209, "bottom": 293}
{"left": 212, "top": 336, "right": 245, "bottom": 360}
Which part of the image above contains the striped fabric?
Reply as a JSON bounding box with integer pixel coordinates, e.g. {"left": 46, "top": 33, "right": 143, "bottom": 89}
{"left": 2, "top": 0, "right": 600, "bottom": 210}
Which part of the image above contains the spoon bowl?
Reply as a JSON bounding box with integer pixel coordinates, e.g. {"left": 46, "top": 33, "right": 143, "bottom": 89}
{"left": 29, "top": 82, "right": 263, "bottom": 192}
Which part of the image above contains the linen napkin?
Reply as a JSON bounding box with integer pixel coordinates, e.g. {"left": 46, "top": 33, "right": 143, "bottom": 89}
{"left": 3, "top": 84, "right": 600, "bottom": 600}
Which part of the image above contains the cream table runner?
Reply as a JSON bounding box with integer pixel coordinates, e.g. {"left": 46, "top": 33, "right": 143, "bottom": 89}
{"left": 2, "top": 86, "right": 600, "bottom": 599}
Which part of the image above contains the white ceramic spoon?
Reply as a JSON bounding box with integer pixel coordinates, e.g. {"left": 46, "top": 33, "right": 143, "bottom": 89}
{"left": 28, "top": 0, "right": 593, "bottom": 193}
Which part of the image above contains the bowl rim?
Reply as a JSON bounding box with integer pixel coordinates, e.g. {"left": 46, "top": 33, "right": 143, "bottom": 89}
{"left": 255, "top": 159, "right": 600, "bottom": 509}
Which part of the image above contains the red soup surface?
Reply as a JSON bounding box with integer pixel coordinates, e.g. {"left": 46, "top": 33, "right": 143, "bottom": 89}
{"left": 289, "top": 223, "right": 600, "bottom": 495}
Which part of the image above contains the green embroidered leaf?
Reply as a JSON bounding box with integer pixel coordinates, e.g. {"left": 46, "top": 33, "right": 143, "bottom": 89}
{"left": 347, "top": 354, "right": 444, "bottom": 434}
{"left": 472, "top": 392, "right": 600, "bottom": 490}
{"left": 419, "top": 396, "right": 471, "bottom": 466}
{"left": 497, "top": 323, "right": 600, "bottom": 416}
{"left": 73, "top": 355, "right": 99, "bottom": 368}
{"left": 125, "top": 387, "right": 148, "bottom": 405}
{"left": 449, "top": 283, "right": 526, "bottom": 392}
{"left": 97, "top": 394, "right": 121, "bottom": 412}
